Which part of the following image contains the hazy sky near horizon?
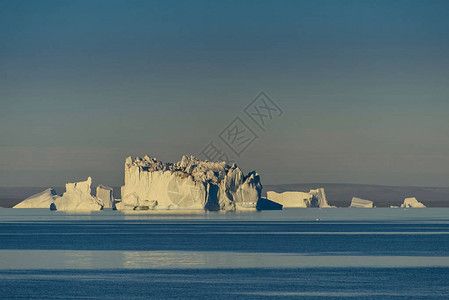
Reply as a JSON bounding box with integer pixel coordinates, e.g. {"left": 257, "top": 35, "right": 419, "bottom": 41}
{"left": 1, "top": 0, "right": 449, "bottom": 187}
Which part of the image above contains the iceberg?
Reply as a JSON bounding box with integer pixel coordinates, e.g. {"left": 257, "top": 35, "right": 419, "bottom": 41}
{"left": 13, "top": 188, "right": 60, "bottom": 208}
{"left": 96, "top": 184, "right": 114, "bottom": 208}
{"left": 267, "top": 191, "right": 313, "bottom": 208}
{"left": 350, "top": 197, "right": 374, "bottom": 208}
{"left": 14, "top": 177, "right": 103, "bottom": 211}
{"left": 309, "top": 188, "right": 332, "bottom": 208}
{"left": 401, "top": 197, "right": 426, "bottom": 208}
{"left": 266, "top": 188, "right": 332, "bottom": 208}
{"left": 118, "top": 155, "right": 262, "bottom": 211}
{"left": 52, "top": 177, "right": 102, "bottom": 211}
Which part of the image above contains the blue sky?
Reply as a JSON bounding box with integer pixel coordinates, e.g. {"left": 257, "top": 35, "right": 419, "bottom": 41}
{"left": 1, "top": 0, "right": 449, "bottom": 187}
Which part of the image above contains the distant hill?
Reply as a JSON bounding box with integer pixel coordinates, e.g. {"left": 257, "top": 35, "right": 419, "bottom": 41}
{"left": 2, "top": 184, "right": 449, "bottom": 208}
{"left": 263, "top": 183, "right": 449, "bottom": 207}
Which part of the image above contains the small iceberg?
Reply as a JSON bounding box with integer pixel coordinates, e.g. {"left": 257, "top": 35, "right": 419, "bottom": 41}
{"left": 401, "top": 197, "right": 426, "bottom": 208}
{"left": 350, "top": 197, "right": 374, "bottom": 208}
{"left": 266, "top": 188, "right": 332, "bottom": 208}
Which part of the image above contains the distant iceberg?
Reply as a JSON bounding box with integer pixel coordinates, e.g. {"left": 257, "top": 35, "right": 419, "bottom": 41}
{"left": 117, "top": 155, "right": 262, "bottom": 211}
{"left": 350, "top": 197, "right": 374, "bottom": 208}
{"left": 266, "top": 188, "right": 332, "bottom": 208}
{"left": 13, "top": 156, "right": 262, "bottom": 212}
{"left": 14, "top": 177, "right": 104, "bottom": 211}
{"left": 96, "top": 184, "right": 115, "bottom": 209}
{"left": 401, "top": 197, "right": 426, "bottom": 208}
{"left": 310, "top": 188, "right": 332, "bottom": 208}
{"left": 52, "top": 177, "right": 102, "bottom": 211}
{"left": 13, "top": 188, "right": 59, "bottom": 208}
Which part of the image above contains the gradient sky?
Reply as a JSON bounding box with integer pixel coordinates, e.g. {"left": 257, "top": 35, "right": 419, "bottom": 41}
{"left": 1, "top": 0, "right": 449, "bottom": 187}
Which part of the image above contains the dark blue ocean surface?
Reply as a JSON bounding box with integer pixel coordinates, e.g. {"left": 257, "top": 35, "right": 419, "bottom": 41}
{"left": 2, "top": 221, "right": 449, "bottom": 256}
{"left": 2, "top": 268, "right": 449, "bottom": 299}
{"left": 1, "top": 208, "right": 449, "bottom": 299}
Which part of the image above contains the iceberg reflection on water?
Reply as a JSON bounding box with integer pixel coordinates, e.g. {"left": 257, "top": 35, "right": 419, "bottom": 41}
{"left": 2, "top": 250, "right": 449, "bottom": 270}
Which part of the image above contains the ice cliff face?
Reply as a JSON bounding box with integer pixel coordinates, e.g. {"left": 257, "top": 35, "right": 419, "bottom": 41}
{"left": 117, "top": 155, "right": 262, "bottom": 211}
{"left": 96, "top": 184, "right": 114, "bottom": 208}
{"left": 266, "top": 188, "right": 331, "bottom": 208}
{"left": 266, "top": 191, "right": 312, "bottom": 208}
{"left": 350, "top": 197, "right": 374, "bottom": 208}
{"left": 401, "top": 197, "right": 426, "bottom": 208}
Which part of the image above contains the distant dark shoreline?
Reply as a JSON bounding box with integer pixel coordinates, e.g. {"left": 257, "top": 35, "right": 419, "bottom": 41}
{"left": 1, "top": 183, "right": 449, "bottom": 208}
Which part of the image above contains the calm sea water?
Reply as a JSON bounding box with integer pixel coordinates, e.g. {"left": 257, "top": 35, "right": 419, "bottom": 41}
{"left": 1, "top": 208, "right": 449, "bottom": 299}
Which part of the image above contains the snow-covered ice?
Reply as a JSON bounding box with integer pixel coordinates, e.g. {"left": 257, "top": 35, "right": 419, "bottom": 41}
{"left": 350, "top": 197, "right": 374, "bottom": 208}
{"left": 13, "top": 188, "right": 60, "bottom": 208}
{"left": 14, "top": 177, "right": 102, "bottom": 211}
{"left": 52, "top": 177, "right": 102, "bottom": 211}
{"left": 401, "top": 197, "right": 426, "bottom": 208}
{"left": 266, "top": 188, "right": 332, "bottom": 208}
{"left": 118, "top": 155, "right": 262, "bottom": 211}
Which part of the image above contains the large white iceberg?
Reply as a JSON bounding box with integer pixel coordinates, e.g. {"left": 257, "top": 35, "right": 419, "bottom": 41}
{"left": 266, "top": 188, "right": 332, "bottom": 208}
{"left": 117, "top": 155, "right": 262, "bottom": 211}
{"left": 350, "top": 197, "right": 374, "bottom": 208}
{"left": 401, "top": 197, "right": 426, "bottom": 208}
{"left": 13, "top": 188, "right": 60, "bottom": 208}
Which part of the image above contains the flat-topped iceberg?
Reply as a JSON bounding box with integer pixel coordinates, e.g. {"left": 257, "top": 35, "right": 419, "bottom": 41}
{"left": 401, "top": 197, "right": 426, "bottom": 208}
{"left": 350, "top": 197, "right": 374, "bottom": 208}
{"left": 117, "top": 155, "right": 262, "bottom": 211}
{"left": 266, "top": 188, "right": 332, "bottom": 208}
{"left": 267, "top": 191, "right": 311, "bottom": 208}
